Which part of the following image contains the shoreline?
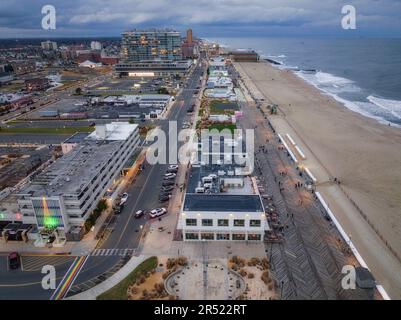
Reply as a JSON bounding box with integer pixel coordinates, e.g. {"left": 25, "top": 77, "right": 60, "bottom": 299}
{"left": 234, "top": 60, "right": 401, "bottom": 299}
{"left": 218, "top": 40, "right": 401, "bottom": 128}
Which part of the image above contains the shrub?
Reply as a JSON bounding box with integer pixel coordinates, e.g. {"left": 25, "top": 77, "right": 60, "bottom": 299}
{"left": 261, "top": 258, "right": 269, "bottom": 270}
{"left": 248, "top": 273, "right": 255, "bottom": 279}
{"left": 154, "top": 282, "right": 165, "bottom": 294}
{"left": 166, "top": 258, "right": 176, "bottom": 269}
{"left": 261, "top": 271, "right": 270, "bottom": 285}
{"left": 176, "top": 256, "right": 188, "bottom": 266}
{"left": 239, "top": 269, "right": 247, "bottom": 277}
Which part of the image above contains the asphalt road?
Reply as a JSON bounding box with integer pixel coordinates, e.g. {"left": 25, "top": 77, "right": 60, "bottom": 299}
{"left": 0, "top": 61, "right": 204, "bottom": 300}
{"left": 0, "top": 254, "right": 76, "bottom": 300}
{"left": 71, "top": 61, "right": 204, "bottom": 289}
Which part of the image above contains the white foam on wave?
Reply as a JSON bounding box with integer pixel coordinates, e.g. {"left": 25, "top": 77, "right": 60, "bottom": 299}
{"left": 298, "top": 71, "right": 360, "bottom": 93}
{"left": 267, "top": 54, "right": 287, "bottom": 59}
{"left": 367, "top": 95, "right": 401, "bottom": 119}
{"left": 294, "top": 71, "right": 401, "bottom": 127}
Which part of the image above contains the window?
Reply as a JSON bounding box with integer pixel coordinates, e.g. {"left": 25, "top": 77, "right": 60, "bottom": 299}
{"left": 248, "top": 234, "right": 261, "bottom": 241}
{"left": 250, "top": 220, "right": 261, "bottom": 227}
{"left": 233, "top": 219, "right": 245, "bottom": 227}
{"left": 202, "top": 219, "right": 213, "bottom": 227}
{"left": 218, "top": 219, "right": 229, "bottom": 227}
{"left": 201, "top": 233, "right": 214, "bottom": 240}
{"left": 232, "top": 234, "right": 246, "bottom": 240}
{"left": 185, "top": 233, "right": 198, "bottom": 240}
{"left": 186, "top": 219, "right": 197, "bottom": 226}
{"left": 216, "top": 233, "right": 230, "bottom": 240}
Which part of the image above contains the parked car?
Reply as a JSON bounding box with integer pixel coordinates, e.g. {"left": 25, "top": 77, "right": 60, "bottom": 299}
{"left": 161, "top": 185, "right": 174, "bottom": 192}
{"left": 159, "top": 191, "right": 172, "bottom": 197}
{"left": 8, "top": 252, "right": 20, "bottom": 270}
{"left": 120, "top": 193, "right": 129, "bottom": 205}
{"left": 166, "top": 167, "right": 178, "bottom": 173}
{"left": 158, "top": 194, "right": 171, "bottom": 203}
{"left": 162, "top": 180, "right": 175, "bottom": 187}
{"left": 168, "top": 165, "right": 179, "bottom": 171}
{"left": 163, "top": 173, "right": 176, "bottom": 180}
{"left": 134, "top": 210, "right": 145, "bottom": 219}
{"left": 149, "top": 208, "right": 167, "bottom": 219}
{"left": 113, "top": 205, "right": 122, "bottom": 215}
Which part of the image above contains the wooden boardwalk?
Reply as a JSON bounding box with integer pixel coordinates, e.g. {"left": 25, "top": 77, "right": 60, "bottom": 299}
{"left": 241, "top": 102, "right": 372, "bottom": 300}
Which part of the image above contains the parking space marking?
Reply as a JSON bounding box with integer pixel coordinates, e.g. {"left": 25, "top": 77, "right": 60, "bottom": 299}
{"left": 21, "top": 255, "right": 76, "bottom": 272}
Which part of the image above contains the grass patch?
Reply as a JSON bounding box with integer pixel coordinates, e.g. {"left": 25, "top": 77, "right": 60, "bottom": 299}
{"left": 0, "top": 126, "right": 95, "bottom": 135}
{"left": 209, "top": 100, "right": 238, "bottom": 115}
{"left": 97, "top": 256, "right": 158, "bottom": 300}
{"left": 208, "top": 123, "right": 237, "bottom": 134}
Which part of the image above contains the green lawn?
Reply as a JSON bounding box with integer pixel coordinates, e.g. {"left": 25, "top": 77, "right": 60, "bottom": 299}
{"left": 0, "top": 126, "right": 95, "bottom": 135}
{"left": 97, "top": 256, "right": 158, "bottom": 300}
{"left": 208, "top": 123, "right": 237, "bottom": 134}
{"left": 209, "top": 100, "right": 238, "bottom": 115}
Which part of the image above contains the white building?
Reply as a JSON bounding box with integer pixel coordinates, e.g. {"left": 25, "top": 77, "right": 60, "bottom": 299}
{"left": 177, "top": 166, "right": 269, "bottom": 241}
{"left": 90, "top": 41, "right": 102, "bottom": 51}
{"left": 207, "top": 76, "right": 233, "bottom": 90}
{"left": 209, "top": 56, "right": 226, "bottom": 71}
{"left": 204, "top": 88, "right": 237, "bottom": 100}
{"left": 16, "top": 122, "right": 139, "bottom": 246}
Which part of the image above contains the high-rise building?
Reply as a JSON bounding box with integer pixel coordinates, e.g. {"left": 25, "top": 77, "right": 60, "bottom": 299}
{"left": 186, "top": 28, "right": 193, "bottom": 45}
{"left": 41, "top": 40, "right": 58, "bottom": 50}
{"left": 121, "top": 29, "right": 182, "bottom": 62}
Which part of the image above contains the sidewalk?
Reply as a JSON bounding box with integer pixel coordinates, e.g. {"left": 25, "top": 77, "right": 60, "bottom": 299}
{"left": 66, "top": 254, "right": 147, "bottom": 300}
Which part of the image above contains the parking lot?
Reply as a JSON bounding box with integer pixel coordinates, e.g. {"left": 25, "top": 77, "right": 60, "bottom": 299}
{"left": 87, "top": 75, "right": 183, "bottom": 96}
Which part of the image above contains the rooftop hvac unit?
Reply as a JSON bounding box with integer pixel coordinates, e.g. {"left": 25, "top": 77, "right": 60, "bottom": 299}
{"left": 96, "top": 125, "right": 107, "bottom": 139}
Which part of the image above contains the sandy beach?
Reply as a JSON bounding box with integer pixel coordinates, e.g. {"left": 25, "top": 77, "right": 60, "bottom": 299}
{"left": 235, "top": 61, "right": 401, "bottom": 299}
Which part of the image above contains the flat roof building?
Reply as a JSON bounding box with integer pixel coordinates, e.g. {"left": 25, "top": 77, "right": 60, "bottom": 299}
{"left": 177, "top": 165, "right": 269, "bottom": 242}
{"left": 61, "top": 132, "right": 90, "bottom": 155}
{"left": 16, "top": 122, "right": 139, "bottom": 247}
{"left": 115, "top": 60, "right": 192, "bottom": 77}
{"left": 229, "top": 50, "right": 260, "bottom": 62}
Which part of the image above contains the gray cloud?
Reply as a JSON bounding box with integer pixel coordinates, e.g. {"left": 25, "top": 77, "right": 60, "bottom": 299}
{"left": 0, "top": 0, "right": 400, "bottom": 38}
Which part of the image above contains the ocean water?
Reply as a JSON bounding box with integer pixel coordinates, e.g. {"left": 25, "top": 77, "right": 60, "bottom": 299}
{"left": 212, "top": 37, "right": 401, "bottom": 126}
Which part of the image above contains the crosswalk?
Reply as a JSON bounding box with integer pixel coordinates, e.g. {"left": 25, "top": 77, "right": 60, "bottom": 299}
{"left": 90, "top": 248, "right": 135, "bottom": 257}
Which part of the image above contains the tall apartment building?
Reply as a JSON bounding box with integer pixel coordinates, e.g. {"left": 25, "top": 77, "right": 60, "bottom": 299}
{"left": 16, "top": 122, "right": 139, "bottom": 247}
{"left": 41, "top": 40, "right": 58, "bottom": 50}
{"left": 121, "top": 29, "right": 182, "bottom": 62}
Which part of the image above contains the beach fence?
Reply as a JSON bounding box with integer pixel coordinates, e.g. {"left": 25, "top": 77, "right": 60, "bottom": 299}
{"left": 315, "top": 191, "right": 391, "bottom": 300}
{"left": 337, "top": 183, "right": 401, "bottom": 267}
{"left": 277, "top": 133, "right": 298, "bottom": 164}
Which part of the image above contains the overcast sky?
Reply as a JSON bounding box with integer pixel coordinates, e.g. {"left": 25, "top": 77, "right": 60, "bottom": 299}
{"left": 0, "top": 0, "right": 400, "bottom": 38}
